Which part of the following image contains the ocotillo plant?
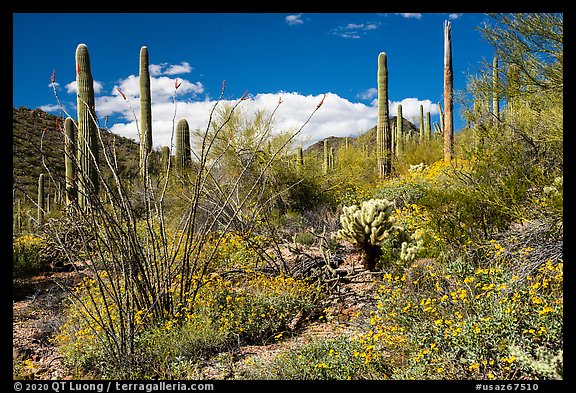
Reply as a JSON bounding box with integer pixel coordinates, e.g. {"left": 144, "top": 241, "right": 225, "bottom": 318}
{"left": 64, "top": 117, "right": 77, "bottom": 206}
{"left": 377, "top": 52, "right": 392, "bottom": 177}
{"left": 443, "top": 21, "right": 454, "bottom": 163}
{"left": 492, "top": 55, "right": 500, "bottom": 122}
{"left": 396, "top": 104, "right": 403, "bottom": 155}
{"left": 140, "top": 46, "right": 153, "bottom": 179}
{"left": 76, "top": 43, "right": 99, "bottom": 210}
{"left": 175, "top": 119, "right": 191, "bottom": 170}
{"left": 38, "top": 173, "right": 45, "bottom": 224}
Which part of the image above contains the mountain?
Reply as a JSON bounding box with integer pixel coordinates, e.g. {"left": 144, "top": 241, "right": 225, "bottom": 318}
{"left": 304, "top": 116, "right": 420, "bottom": 159}
{"left": 12, "top": 107, "right": 143, "bottom": 205}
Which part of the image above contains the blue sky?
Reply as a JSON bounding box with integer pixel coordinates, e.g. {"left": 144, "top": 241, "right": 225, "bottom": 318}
{"left": 13, "top": 13, "right": 495, "bottom": 149}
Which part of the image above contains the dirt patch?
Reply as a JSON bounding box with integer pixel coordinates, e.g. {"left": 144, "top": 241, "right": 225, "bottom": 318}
{"left": 13, "top": 271, "right": 79, "bottom": 380}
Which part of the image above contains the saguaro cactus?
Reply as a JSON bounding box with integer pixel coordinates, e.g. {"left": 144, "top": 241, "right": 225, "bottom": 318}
{"left": 38, "top": 173, "right": 45, "bottom": 224}
{"left": 175, "top": 119, "right": 191, "bottom": 170}
{"left": 76, "top": 43, "right": 99, "bottom": 210}
{"left": 443, "top": 21, "right": 454, "bottom": 163}
{"left": 396, "top": 104, "right": 403, "bottom": 155}
{"left": 377, "top": 52, "right": 392, "bottom": 177}
{"left": 64, "top": 117, "right": 77, "bottom": 205}
{"left": 426, "top": 111, "right": 432, "bottom": 141}
{"left": 161, "top": 146, "right": 170, "bottom": 171}
{"left": 323, "top": 139, "right": 329, "bottom": 175}
{"left": 296, "top": 146, "right": 304, "bottom": 174}
{"left": 492, "top": 55, "right": 500, "bottom": 122}
{"left": 419, "top": 104, "right": 424, "bottom": 141}
{"left": 329, "top": 147, "right": 334, "bottom": 172}
{"left": 140, "top": 46, "right": 153, "bottom": 178}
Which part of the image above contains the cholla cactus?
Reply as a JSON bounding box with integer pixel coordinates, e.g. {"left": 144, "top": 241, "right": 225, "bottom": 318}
{"left": 398, "top": 229, "right": 424, "bottom": 262}
{"left": 336, "top": 198, "right": 397, "bottom": 270}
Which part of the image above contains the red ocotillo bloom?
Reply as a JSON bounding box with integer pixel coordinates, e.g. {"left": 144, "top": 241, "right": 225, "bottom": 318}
{"left": 317, "top": 94, "right": 326, "bottom": 109}
{"left": 116, "top": 87, "right": 127, "bottom": 100}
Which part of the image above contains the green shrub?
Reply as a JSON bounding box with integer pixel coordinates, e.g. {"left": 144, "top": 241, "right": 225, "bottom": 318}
{"left": 13, "top": 234, "right": 47, "bottom": 278}
{"left": 55, "top": 270, "right": 324, "bottom": 379}
{"left": 366, "top": 256, "right": 563, "bottom": 380}
{"left": 242, "top": 335, "right": 391, "bottom": 379}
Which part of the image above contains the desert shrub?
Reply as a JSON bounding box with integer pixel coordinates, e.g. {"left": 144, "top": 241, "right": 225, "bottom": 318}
{"left": 13, "top": 234, "right": 48, "bottom": 278}
{"left": 55, "top": 270, "right": 323, "bottom": 379}
{"left": 364, "top": 255, "right": 562, "bottom": 380}
{"left": 242, "top": 335, "right": 391, "bottom": 380}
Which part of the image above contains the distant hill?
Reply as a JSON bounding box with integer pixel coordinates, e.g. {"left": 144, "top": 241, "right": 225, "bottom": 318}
{"left": 12, "top": 107, "right": 144, "bottom": 205}
{"left": 304, "top": 116, "right": 420, "bottom": 159}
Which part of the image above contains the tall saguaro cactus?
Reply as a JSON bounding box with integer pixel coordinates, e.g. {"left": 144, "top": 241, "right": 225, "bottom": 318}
{"left": 76, "top": 43, "right": 99, "bottom": 210}
{"left": 323, "top": 139, "right": 329, "bottom": 175}
{"left": 140, "top": 46, "right": 153, "bottom": 179}
{"left": 396, "top": 104, "right": 403, "bottom": 155}
{"left": 426, "top": 111, "right": 432, "bottom": 141}
{"left": 443, "top": 21, "right": 454, "bottom": 163}
{"left": 175, "top": 119, "right": 191, "bottom": 170}
{"left": 64, "top": 117, "right": 77, "bottom": 205}
{"left": 419, "top": 104, "right": 424, "bottom": 141}
{"left": 161, "top": 146, "right": 170, "bottom": 171}
{"left": 377, "top": 52, "right": 392, "bottom": 177}
{"left": 296, "top": 146, "right": 304, "bottom": 174}
{"left": 492, "top": 56, "right": 500, "bottom": 122}
{"left": 38, "top": 173, "right": 45, "bottom": 224}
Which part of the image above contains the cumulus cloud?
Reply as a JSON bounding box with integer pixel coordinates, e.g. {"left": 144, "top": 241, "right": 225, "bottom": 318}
{"left": 103, "top": 92, "right": 378, "bottom": 150}
{"left": 396, "top": 13, "right": 422, "bottom": 19}
{"left": 149, "top": 62, "right": 192, "bottom": 76}
{"left": 285, "top": 14, "right": 304, "bottom": 25}
{"left": 448, "top": 13, "right": 463, "bottom": 20}
{"left": 388, "top": 97, "right": 439, "bottom": 124}
{"left": 57, "top": 70, "right": 438, "bottom": 153}
{"left": 94, "top": 74, "right": 204, "bottom": 120}
{"left": 39, "top": 104, "right": 64, "bottom": 112}
{"left": 357, "top": 88, "right": 378, "bottom": 100}
{"left": 333, "top": 21, "right": 380, "bottom": 39}
{"left": 101, "top": 91, "right": 441, "bottom": 151}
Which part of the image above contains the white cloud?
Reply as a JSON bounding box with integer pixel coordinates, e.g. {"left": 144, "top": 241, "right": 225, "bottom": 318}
{"left": 448, "top": 13, "right": 462, "bottom": 20}
{"left": 81, "top": 74, "right": 438, "bottom": 153}
{"left": 333, "top": 21, "right": 380, "bottom": 39}
{"left": 65, "top": 80, "right": 104, "bottom": 94}
{"left": 94, "top": 74, "right": 204, "bottom": 120}
{"left": 388, "top": 98, "right": 439, "bottom": 124}
{"left": 285, "top": 14, "right": 304, "bottom": 25}
{"left": 39, "top": 104, "right": 63, "bottom": 112}
{"left": 104, "top": 92, "right": 377, "bottom": 150}
{"left": 149, "top": 62, "right": 192, "bottom": 76}
{"left": 396, "top": 13, "right": 422, "bottom": 19}
{"left": 357, "top": 88, "right": 378, "bottom": 100}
